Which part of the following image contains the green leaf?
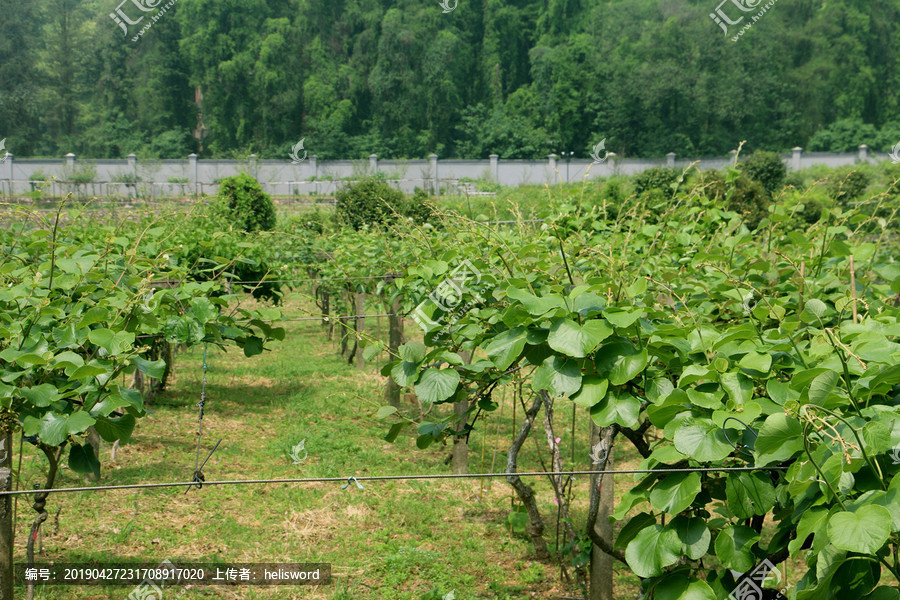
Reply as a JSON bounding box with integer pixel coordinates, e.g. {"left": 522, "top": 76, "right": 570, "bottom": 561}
{"left": 624, "top": 525, "right": 681, "bottom": 578}
{"left": 609, "top": 349, "right": 649, "bottom": 386}
{"left": 414, "top": 368, "right": 459, "bottom": 404}
{"left": 506, "top": 286, "right": 565, "bottom": 316}
{"left": 532, "top": 355, "right": 582, "bottom": 397}
{"left": 570, "top": 376, "right": 608, "bottom": 408}
{"left": 804, "top": 298, "right": 828, "bottom": 320}
{"left": 400, "top": 342, "right": 427, "bottom": 364}
{"left": 68, "top": 443, "right": 100, "bottom": 479}
{"left": 164, "top": 317, "right": 205, "bottom": 345}
{"left": 88, "top": 328, "right": 134, "bottom": 356}
{"left": 808, "top": 370, "right": 841, "bottom": 405}
{"left": 649, "top": 472, "right": 701, "bottom": 515}
{"left": 69, "top": 364, "right": 108, "bottom": 379}
{"left": 547, "top": 318, "right": 612, "bottom": 358}
{"left": 726, "top": 472, "right": 776, "bottom": 518}
{"left": 755, "top": 413, "right": 804, "bottom": 466}
{"left": 670, "top": 516, "right": 711, "bottom": 560}
{"left": 827, "top": 506, "right": 892, "bottom": 554}
{"left": 38, "top": 413, "right": 70, "bottom": 446}
{"left": 384, "top": 423, "right": 404, "bottom": 443}
{"left": 506, "top": 506, "right": 529, "bottom": 535}
{"left": 674, "top": 418, "right": 734, "bottom": 462}
{"left": 376, "top": 406, "right": 398, "bottom": 419}
{"left": 190, "top": 297, "right": 218, "bottom": 323}
{"left": 66, "top": 411, "right": 96, "bottom": 435}
{"left": 738, "top": 351, "right": 772, "bottom": 374}
{"left": 93, "top": 414, "right": 136, "bottom": 442}
{"left": 714, "top": 525, "right": 759, "bottom": 571}
{"left": 391, "top": 360, "right": 419, "bottom": 387}
{"left": 242, "top": 336, "right": 264, "bottom": 357}
{"left": 654, "top": 577, "right": 716, "bottom": 600}
{"left": 133, "top": 356, "right": 167, "bottom": 380}
{"left": 603, "top": 308, "right": 645, "bottom": 328}
{"left": 484, "top": 327, "right": 527, "bottom": 370}
{"left": 116, "top": 386, "right": 145, "bottom": 414}
{"left": 590, "top": 389, "right": 641, "bottom": 428}
{"left": 20, "top": 384, "right": 61, "bottom": 408}
{"left": 720, "top": 372, "right": 753, "bottom": 407}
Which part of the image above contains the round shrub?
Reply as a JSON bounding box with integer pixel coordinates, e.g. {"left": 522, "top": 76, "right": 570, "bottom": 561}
{"left": 335, "top": 179, "right": 406, "bottom": 230}
{"left": 741, "top": 150, "right": 787, "bottom": 196}
{"left": 217, "top": 173, "right": 277, "bottom": 232}
{"left": 632, "top": 167, "right": 679, "bottom": 196}
{"left": 335, "top": 179, "right": 433, "bottom": 230}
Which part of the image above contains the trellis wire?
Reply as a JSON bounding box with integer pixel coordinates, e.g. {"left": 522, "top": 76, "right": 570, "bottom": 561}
{"left": 0, "top": 466, "right": 786, "bottom": 497}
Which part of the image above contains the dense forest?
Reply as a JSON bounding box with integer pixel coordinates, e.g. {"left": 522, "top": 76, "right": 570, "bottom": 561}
{"left": 2, "top": 0, "right": 899, "bottom": 159}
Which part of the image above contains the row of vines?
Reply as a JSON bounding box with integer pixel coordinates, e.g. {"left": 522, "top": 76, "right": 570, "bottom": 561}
{"left": 2, "top": 156, "right": 899, "bottom": 599}
{"left": 259, "top": 161, "right": 900, "bottom": 599}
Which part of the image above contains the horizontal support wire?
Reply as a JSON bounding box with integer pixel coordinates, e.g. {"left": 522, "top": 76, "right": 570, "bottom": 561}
{"left": 0, "top": 467, "right": 785, "bottom": 497}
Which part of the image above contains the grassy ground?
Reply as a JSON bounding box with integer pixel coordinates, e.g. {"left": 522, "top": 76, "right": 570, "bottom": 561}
{"left": 13, "top": 292, "right": 644, "bottom": 599}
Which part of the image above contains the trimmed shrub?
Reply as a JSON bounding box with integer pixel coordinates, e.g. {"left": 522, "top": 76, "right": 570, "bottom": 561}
{"left": 742, "top": 151, "right": 787, "bottom": 196}
{"left": 335, "top": 179, "right": 433, "bottom": 230}
{"left": 632, "top": 167, "right": 679, "bottom": 195}
{"left": 218, "top": 173, "right": 277, "bottom": 232}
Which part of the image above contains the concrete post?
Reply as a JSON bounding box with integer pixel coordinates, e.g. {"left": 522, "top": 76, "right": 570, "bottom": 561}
{"left": 858, "top": 144, "right": 869, "bottom": 163}
{"left": 127, "top": 153, "right": 137, "bottom": 198}
{"left": 792, "top": 147, "right": 803, "bottom": 171}
{"left": 4, "top": 154, "right": 12, "bottom": 197}
{"left": 666, "top": 152, "right": 676, "bottom": 168}
{"left": 310, "top": 155, "right": 318, "bottom": 196}
{"left": 606, "top": 152, "right": 617, "bottom": 176}
{"left": 369, "top": 153, "right": 378, "bottom": 174}
{"left": 188, "top": 153, "right": 198, "bottom": 197}
{"left": 489, "top": 154, "right": 499, "bottom": 182}
{"left": 429, "top": 154, "right": 439, "bottom": 195}
{"left": 548, "top": 154, "right": 558, "bottom": 184}
{"left": 65, "top": 153, "right": 76, "bottom": 170}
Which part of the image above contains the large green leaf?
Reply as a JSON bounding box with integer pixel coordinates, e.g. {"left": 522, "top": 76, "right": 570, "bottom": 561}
{"left": 547, "top": 318, "right": 612, "bottom": 358}
{"left": 93, "top": 414, "right": 136, "bottom": 442}
{"left": 67, "top": 410, "right": 96, "bottom": 435}
{"left": 570, "top": 376, "right": 608, "bottom": 408}
{"left": 88, "top": 328, "right": 135, "bottom": 355}
{"left": 484, "top": 327, "right": 527, "bottom": 370}
{"left": 68, "top": 443, "right": 100, "bottom": 478}
{"left": 624, "top": 524, "right": 682, "bottom": 578}
{"left": 589, "top": 388, "right": 641, "bottom": 427}
{"left": 38, "top": 413, "right": 70, "bottom": 446}
{"left": 414, "top": 368, "right": 460, "bottom": 404}
{"left": 714, "top": 525, "right": 759, "bottom": 571}
{"left": 649, "top": 472, "right": 701, "bottom": 515}
{"left": 827, "top": 506, "right": 892, "bottom": 554}
{"left": 726, "top": 472, "right": 776, "bottom": 518}
{"left": 755, "top": 413, "right": 804, "bottom": 466}
{"left": 654, "top": 577, "right": 717, "bottom": 600}
{"left": 20, "top": 384, "right": 61, "bottom": 408}
{"left": 674, "top": 418, "right": 734, "bottom": 462}
{"left": 609, "top": 349, "right": 649, "bottom": 385}
{"left": 532, "top": 355, "right": 582, "bottom": 397}
{"left": 808, "top": 370, "right": 841, "bottom": 405}
{"left": 133, "top": 356, "right": 167, "bottom": 380}
{"left": 670, "top": 516, "right": 711, "bottom": 560}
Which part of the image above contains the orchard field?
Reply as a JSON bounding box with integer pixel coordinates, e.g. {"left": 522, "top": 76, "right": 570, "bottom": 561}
{"left": 3, "top": 154, "right": 900, "bottom": 600}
